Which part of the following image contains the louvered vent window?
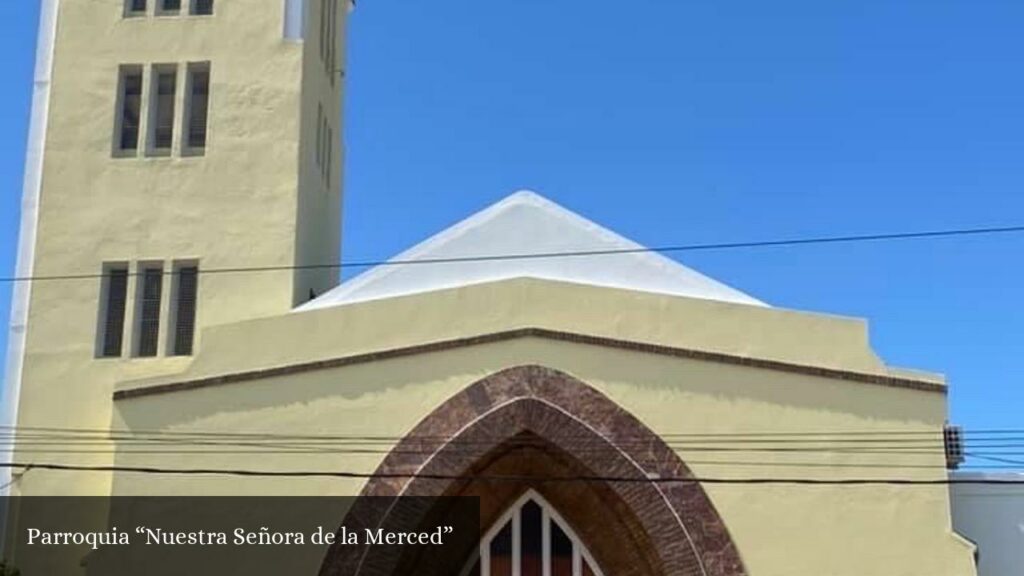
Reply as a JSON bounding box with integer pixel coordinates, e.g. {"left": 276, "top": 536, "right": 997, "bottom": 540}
{"left": 319, "top": 0, "right": 328, "bottom": 65}
{"left": 316, "top": 104, "right": 323, "bottom": 168}
{"left": 136, "top": 266, "right": 164, "bottom": 357}
{"left": 186, "top": 64, "right": 210, "bottom": 151}
{"left": 326, "top": 125, "right": 333, "bottom": 185}
{"left": 116, "top": 67, "right": 143, "bottom": 152}
{"left": 172, "top": 266, "right": 199, "bottom": 356}
{"left": 151, "top": 68, "right": 177, "bottom": 151}
{"left": 191, "top": 0, "right": 214, "bottom": 15}
{"left": 327, "top": 0, "right": 337, "bottom": 85}
{"left": 126, "top": 0, "right": 147, "bottom": 15}
{"left": 99, "top": 267, "right": 129, "bottom": 358}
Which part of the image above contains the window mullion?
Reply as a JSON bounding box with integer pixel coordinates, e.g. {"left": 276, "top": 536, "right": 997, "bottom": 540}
{"left": 572, "top": 544, "right": 581, "bottom": 576}
{"left": 542, "top": 507, "right": 551, "bottom": 576}
{"left": 172, "top": 64, "right": 187, "bottom": 153}
{"left": 512, "top": 508, "right": 522, "bottom": 576}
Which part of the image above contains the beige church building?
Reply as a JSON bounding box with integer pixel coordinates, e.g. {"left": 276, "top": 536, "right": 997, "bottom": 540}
{"left": 4, "top": 1, "right": 980, "bottom": 575}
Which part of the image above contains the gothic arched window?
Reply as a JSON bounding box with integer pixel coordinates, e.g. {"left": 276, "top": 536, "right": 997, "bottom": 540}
{"left": 461, "top": 491, "right": 604, "bottom": 576}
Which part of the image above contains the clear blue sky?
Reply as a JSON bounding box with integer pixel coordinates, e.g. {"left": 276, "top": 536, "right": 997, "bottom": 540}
{"left": 1, "top": 1, "right": 1022, "bottom": 434}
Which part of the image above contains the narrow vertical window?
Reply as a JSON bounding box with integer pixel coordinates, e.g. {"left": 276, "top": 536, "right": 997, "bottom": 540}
{"left": 171, "top": 265, "right": 198, "bottom": 356}
{"left": 160, "top": 0, "right": 182, "bottom": 14}
{"left": 99, "top": 267, "right": 129, "bottom": 358}
{"left": 190, "top": 0, "right": 213, "bottom": 15}
{"left": 125, "top": 0, "right": 147, "bottom": 16}
{"left": 327, "top": 0, "right": 336, "bottom": 83}
{"left": 136, "top": 266, "right": 164, "bottom": 357}
{"left": 185, "top": 63, "right": 210, "bottom": 152}
{"left": 115, "top": 67, "right": 143, "bottom": 152}
{"left": 489, "top": 522, "right": 512, "bottom": 576}
{"left": 550, "top": 522, "right": 573, "bottom": 576}
{"left": 320, "top": 0, "right": 328, "bottom": 64}
{"left": 326, "top": 125, "right": 333, "bottom": 185}
{"left": 316, "top": 104, "right": 323, "bottom": 168}
{"left": 150, "top": 66, "right": 177, "bottom": 152}
{"left": 520, "top": 501, "right": 543, "bottom": 576}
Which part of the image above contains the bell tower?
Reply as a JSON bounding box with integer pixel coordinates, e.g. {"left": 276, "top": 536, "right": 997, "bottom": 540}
{"left": 4, "top": 0, "right": 349, "bottom": 495}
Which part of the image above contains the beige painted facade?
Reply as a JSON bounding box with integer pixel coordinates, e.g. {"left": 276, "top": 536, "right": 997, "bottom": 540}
{"left": 6, "top": 2, "right": 977, "bottom": 575}
{"left": 10, "top": 0, "right": 346, "bottom": 497}
{"left": 99, "top": 279, "right": 975, "bottom": 576}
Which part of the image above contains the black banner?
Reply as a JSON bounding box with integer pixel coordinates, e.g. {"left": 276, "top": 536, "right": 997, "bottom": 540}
{"left": 2, "top": 497, "right": 480, "bottom": 576}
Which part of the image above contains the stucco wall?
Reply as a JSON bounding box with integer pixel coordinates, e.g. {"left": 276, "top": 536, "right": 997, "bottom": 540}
{"left": 128, "top": 278, "right": 906, "bottom": 390}
{"left": 95, "top": 279, "right": 973, "bottom": 575}
{"left": 295, "top": 0, "right": 346, "bottom": 302}
{"left": 12, "top": 0, "right": 343, "bottom": 497}
{"left": 110, "top": 334, "right": 974, "bottom": 575}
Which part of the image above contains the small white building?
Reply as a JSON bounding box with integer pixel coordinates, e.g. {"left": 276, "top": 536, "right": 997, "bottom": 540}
{"left": 950, "top": 472, "right": 1024, "bottom": 576}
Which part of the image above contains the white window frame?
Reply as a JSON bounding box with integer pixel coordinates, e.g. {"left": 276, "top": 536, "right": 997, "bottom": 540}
{"left": 464, "top": 490, "right": 605, "bottom": 576}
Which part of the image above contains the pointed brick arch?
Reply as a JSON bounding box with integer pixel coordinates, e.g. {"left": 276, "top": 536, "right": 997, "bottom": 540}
{"left": 320, "top": 365, "right": 747, "bottom": 576}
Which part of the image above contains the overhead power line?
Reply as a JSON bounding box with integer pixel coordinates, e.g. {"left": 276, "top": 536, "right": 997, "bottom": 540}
{"left": 0, "top": 462, "right": 1019, "bottom": 485}
{"left": 3, "top": 427, "right": 1020, "bottom": 471}
{"left": 3, "top": 224, "right": 1024, "bottom": 283}
{"left": 1, "top": 426, "right": 1021, "bottom": 454}
{"left": 3, "top": 427, "right": 1020, "bottom": 472}
{"left": 9, "top": 424, "right": 996, "bottom": 438}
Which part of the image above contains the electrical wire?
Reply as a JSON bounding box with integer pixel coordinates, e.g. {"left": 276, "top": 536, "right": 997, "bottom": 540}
{"left": 0, "top": 462, "right": 1019, "bottom": 485}
{"left": 2, "top": 427, "right": 1019, "bottom": 471}
{"left": 4, "top": 424, "right": 1022, "bottom": 439}
{"left": 4, "top": 224, "right": 1024, "bottom": 283}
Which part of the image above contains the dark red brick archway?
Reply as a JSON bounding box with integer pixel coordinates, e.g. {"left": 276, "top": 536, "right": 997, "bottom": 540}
{"left": 319, "top": 365, "right": 747, "bottom": 576}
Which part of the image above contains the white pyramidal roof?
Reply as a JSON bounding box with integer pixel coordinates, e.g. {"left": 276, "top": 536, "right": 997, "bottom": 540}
{"left": 297, "top": 191, "right": 766, "bottom": 311}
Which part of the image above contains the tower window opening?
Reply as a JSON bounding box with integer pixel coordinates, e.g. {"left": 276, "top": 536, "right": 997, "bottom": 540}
{"left": 98, "top": 267, "right": 129, "bottom": 358}
{"left": 185, "top": 63, "right": 210, "bottom": 152}
{"left": 190, "top": 0, "right": 214, "bottom": 15}
{"left": 316, "top": 103, "right": 323, "bottom": 168}
{"left": 319, "top": 0, "right": 328, "bottom": 64}
{"left": 136, "top": 265, "right": 164, "bottom": 357}
{"left": 170, "top": 264, "right": 199, "bottom": 356}
{"left": 159, "top": 0, "right": 182, "bottom": 14}
{"left": 326, "top": 125, "right": 333, "bottom": 185}
{"left": 115, "top": 66, "right": 143, "bottom": 153}
{"left": 150, "top": 66, "right": 178, "bottom": 152}
{"left": 125, "top": 0, "right": 147, "bottom": 16}
{"left": 327, "top": 0, "right": 337, "bottom": 85}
